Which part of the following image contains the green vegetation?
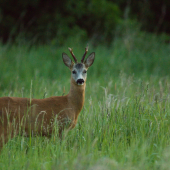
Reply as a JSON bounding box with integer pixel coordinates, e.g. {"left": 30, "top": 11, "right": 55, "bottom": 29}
{"left": 1, "top": 0, "right": 170, "bottom": 44}
{"left": 0, "top": 33, "right": 170, "bottom": 169}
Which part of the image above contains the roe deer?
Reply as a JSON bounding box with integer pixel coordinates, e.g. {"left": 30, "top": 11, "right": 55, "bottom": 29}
{"left": 0, "top": 46, "right": 95, "bottom": 148}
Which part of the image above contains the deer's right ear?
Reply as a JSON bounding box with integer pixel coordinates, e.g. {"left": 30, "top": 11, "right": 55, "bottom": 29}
{"left": 84, "top": 52, "right": 95, "bottom": 68}
{"left": 62, "top": 53, "right": 74, "bottom": 69}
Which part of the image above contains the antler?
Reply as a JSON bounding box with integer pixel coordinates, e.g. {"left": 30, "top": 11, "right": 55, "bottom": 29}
{"left": 68, "top": 47, "right": 77, "bottom": 63}
{"left": 81, "top": 45, "right": 88, "bottom": 63}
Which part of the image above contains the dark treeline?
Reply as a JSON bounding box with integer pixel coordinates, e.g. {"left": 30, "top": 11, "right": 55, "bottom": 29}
{"left": 0, "top": 0, "right": 170, "bottom": 45}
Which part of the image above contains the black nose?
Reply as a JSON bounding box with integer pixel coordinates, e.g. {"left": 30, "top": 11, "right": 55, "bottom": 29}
{"left": 77, "top": 79, "right": 84, "bottom": 84}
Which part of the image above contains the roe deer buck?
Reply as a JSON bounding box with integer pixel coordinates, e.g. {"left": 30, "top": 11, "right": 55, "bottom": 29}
{"left": 0, "top": 46, "right": 95, "bottom": 148}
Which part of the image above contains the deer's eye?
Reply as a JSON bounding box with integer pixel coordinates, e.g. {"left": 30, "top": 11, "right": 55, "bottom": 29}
{"left": 83, "top": 70, "right": 87, "bottom": 74}
{"left": 72, "top": 70, "right": 76, "bottom": 74}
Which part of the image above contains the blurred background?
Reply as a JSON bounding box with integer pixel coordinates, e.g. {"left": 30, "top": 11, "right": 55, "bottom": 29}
{"left": 0, "top": 0, "right": 170, "bottom": 45}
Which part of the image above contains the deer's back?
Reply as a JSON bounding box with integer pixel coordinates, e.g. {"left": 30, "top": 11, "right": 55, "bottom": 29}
{"left": 0, "top": 96, "right": 73, "bottom": 123}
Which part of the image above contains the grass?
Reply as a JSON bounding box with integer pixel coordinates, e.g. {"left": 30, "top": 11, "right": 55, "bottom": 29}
{"left": 0, "top": 32, "right": 170, "bottom": 169}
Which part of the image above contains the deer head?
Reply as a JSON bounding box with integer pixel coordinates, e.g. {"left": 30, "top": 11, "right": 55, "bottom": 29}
{"left": 62, "top": 46, "right": 95, "bottom": 85}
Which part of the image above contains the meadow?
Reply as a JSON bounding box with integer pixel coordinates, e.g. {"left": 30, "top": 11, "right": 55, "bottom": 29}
{"left": 0, "top": 32, "right": 170, "bottom": 169}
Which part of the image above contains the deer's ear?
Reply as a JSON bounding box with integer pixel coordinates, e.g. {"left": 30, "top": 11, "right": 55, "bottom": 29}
{"left": 84, "top": 52, "right": 95, "bottom": 68}
{"left": 62, "top": 53, "right": 74, "bottom": 69}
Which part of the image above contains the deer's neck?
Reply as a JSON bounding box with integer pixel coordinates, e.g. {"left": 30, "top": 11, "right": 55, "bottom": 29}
{"left": 68, "top": 78, "right": 86, "bottom": 116}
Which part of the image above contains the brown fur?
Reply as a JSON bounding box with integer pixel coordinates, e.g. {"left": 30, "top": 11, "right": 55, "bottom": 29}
{"left": 0, "top": 77, "right": 85, "bottom": 148}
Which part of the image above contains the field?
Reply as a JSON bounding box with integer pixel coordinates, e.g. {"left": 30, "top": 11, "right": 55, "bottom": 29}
{"left": 0, "top": 33, "right": 170, "bottom": 169}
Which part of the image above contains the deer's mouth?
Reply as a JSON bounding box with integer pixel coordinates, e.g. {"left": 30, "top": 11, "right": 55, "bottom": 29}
{"left": 76, "top": 79, "right": 84, "bottom": 85}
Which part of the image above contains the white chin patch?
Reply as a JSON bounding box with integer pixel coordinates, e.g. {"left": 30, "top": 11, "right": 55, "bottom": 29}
{"left": 77, "top": 83, "right": 84, "bottom": 86}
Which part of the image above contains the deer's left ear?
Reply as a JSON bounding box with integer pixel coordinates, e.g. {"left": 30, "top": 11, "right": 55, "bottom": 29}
{"left": 84, "top": 52, "right": 95, "bottom": 68}
{"left": 62, "top": 53, "right": 74, "bottom": 69}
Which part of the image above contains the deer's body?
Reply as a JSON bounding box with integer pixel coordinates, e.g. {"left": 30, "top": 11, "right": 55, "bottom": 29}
{"left": 0, "top": 47, "right": 95, "bottom": 148}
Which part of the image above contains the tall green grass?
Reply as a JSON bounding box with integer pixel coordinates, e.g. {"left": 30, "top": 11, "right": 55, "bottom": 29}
{"left": 0, "top": 33, "right": 170, "bottom": 169}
